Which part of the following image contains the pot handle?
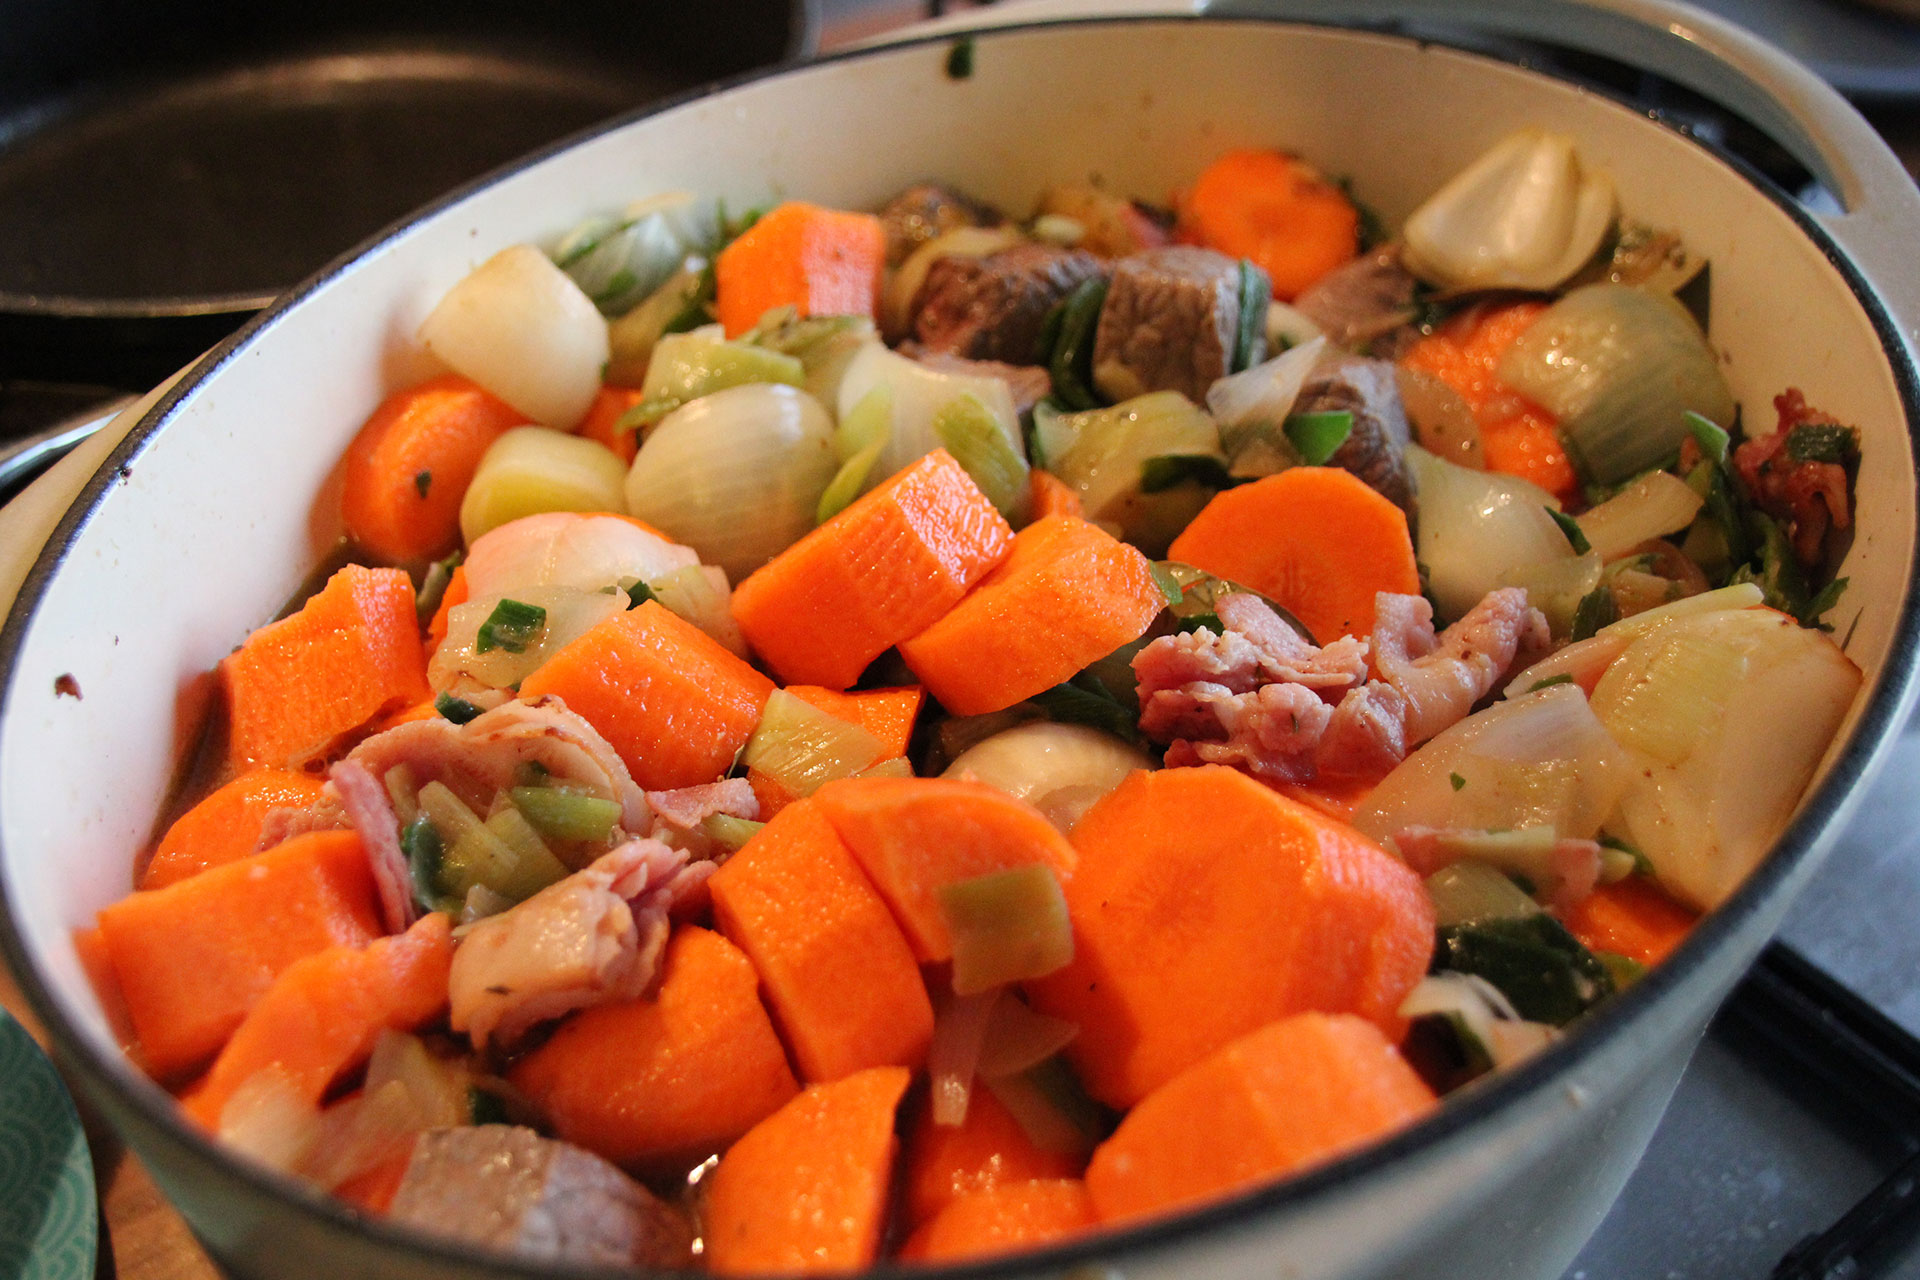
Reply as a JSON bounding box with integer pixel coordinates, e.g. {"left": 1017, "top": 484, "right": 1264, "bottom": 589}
{"left": 1200, "top": 0, "right": 1920, "bottom": 335}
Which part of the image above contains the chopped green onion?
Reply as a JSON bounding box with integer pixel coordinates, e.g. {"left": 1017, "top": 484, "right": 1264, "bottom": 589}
{"left": 1785, "top": 423, "right": 1855, "bottom": 464}
{"left": 435, "top": 693, "right": 484, "bottom": 725}
{"left": 509, "top": 786, "right": 622, "bottom": 845}
{"left": 1282, "top": 410, "right": 1354, "bottom": 466}
{"left": 413, "top": 470, "right": 432, "bottom": 499}
{"left": 625, "top": 579, "right": 657, "bottom": 609}
{"left": 699, "top": 814, "right": 765, "bottom": 851}
{"left": 475, "top": 598, "right": 547, "bottom": 655}
{"left": 934, "top": 392, "right": 1030, "bottom": 518}
{"left": 1683, "top": 411, "right": 1730, "bottom": 465}
{"left": 1544, "top": 506, "right": 1591, "bottom": 555}
{"left": 742, "top": 689, "right": 884, "bottom": 797}
{"left": 1449, "top": 772, "right": 1468, "bottom": 792}
{"left": 482, "top": 807, "right": 572, "bottom": 900}
{"left": 817, "top": 385, "right": 894, "bottom": 523}
{"left": 1598, "top": 835, "right": 1655, "bottom": 879}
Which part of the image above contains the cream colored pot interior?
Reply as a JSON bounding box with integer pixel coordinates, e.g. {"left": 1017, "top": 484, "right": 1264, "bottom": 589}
{"left": 1, "top": 15, "right": 1914, "bottom": 1279}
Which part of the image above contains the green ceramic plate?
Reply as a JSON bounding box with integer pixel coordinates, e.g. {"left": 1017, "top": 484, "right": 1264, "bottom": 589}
{"left": 0, "top": 1008, "right": 98, "bottom": 1280}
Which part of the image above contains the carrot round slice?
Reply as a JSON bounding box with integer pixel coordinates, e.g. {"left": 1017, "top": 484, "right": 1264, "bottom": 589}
{"left": 701, "top": 1066, "right": 911, "bottom": 1275}
{"left": 1561, "top": 877, "right": 1698, "bottom": 967}
{"left": 1166, "top": 466, "right": 1418, "bottom": 643}
{"left": 142, "top": 768, "right": 329, "bottom": 890}
{"left": 1176, "top": 149, "right": 1359, "bottom": 301}
{"left": 1085, "top": 1012, "right": 1435, "bottom": 1223}
{"left": 1025, "top": 765, "right": 1432, "bottom": 1109}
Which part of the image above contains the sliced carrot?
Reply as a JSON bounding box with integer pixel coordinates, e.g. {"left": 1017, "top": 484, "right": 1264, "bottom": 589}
{"left": 1166, "top": 467, "right": 1419, "bottom": 644}
{"left": 1561, "top": 877, "right": 1699, "bottom": 967}
{"left": 701, "top": 1066, "right": 911, "bottom": 1276}
{"left": 222, "top": 564, "right": 429, "bottom": 771}
{"left": 336, "top": 1142, "right": 416, "bottom": 1214}
{"left": 1024, "top": 766, "right": 1432, "bottom": 1109}
{"left": 1029, "top": 469, "right": 1083, "bottom": 520}
{"left": 519, "top": 600, "right": 775, "bottom": 790}
{"left": 714, "top": 201, "right": 887, "bottom": 338}
{"left": 73, "top": 925, "right": 140, "bottom": 1061}
{"left": 746, "top": 685, "right": 927, "bottom": 819}
{"left": 1085, "top": 1012, "right": 1435, "bottom": 1223}
{"left": 710, "top": 800, "right": 932, "bottom": 1083}
{"left": 1176, "top": 148, "right": 1359, "bottom": 301}
{"left": 96, "top": 830, "right": 383, "bottom": 1080}
{"left": 181, "top": 913, "right": 452, "bottom": 1130}
{"left": 1400, "top": 300, "right": 1578, "bottom": 503}
{"left": 576, "top": 385, "right": 647, "bottom": 466}
{"left": 141, "top": 769, "right": 330, "bottom": 890}
{"left": 425, "top": 563, "right": 469, "bottom": 654}
{"left": 733, "top": 450, "right": 1014, "bottom": 690}
{"left": 898, "top": 1179, "right": 1096, "bottom": 1263}
{"left": 812, "top": 776, "right": 1077, "bottom": 963}
{"left": 508, "top": 926, "right": 798, "bottom": 1172}
{"left": 903, "top": 1085, "right": 1085, "bottom": 1228}
{"left": 340, "top": 374, "right": 526, "bottom": 564}
{"left": 899, "top": 515, "right": 1166, "bottom": 715}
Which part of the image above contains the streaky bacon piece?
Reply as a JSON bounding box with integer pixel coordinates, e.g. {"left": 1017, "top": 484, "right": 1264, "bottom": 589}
{"left": 330, "top": 758, "right": 417, "bottom": 934}
{"left": 645, "top": 778, "right": 759, "bottom": 838}
{"left": 1371, "top": 589, "right": 1549, "bottom": 746}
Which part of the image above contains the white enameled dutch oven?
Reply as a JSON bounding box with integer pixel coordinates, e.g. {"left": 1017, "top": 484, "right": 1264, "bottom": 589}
{"left": 3, "top": 3, "right": 1918, "bottom": 1278}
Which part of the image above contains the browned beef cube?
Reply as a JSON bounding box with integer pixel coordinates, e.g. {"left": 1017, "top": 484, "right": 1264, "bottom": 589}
{"left": 387, "top": 1126, "right": 695, "bottom": 1268}
{"left": 1295, "top": 354, "right": 1415, "bottom": 512}
{"left": 910, "top": 243, "right": 1107, "bottom": 364}
{"left": 877, "top": 182, "right": 1002, "bottom": 267}
{"left": 1091, "top": 246, "right": 1251, "bottom": 404}
{"left": 1292, "top": 244, "right": 1419, "bottom": 351}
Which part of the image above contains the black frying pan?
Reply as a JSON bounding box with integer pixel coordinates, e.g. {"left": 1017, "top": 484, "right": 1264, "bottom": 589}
{"left": 0, "top": 0, "right": 815, "bottom": 386}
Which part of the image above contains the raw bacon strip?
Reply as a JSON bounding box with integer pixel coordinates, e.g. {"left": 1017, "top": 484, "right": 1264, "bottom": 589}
{"left": 645, "top": 778, "right": 760, "bottom": 837}
{"left": 1371, "top": 589, "right": 1549, "bottom": 746}
{"left": 329, "top": 759, "right": 418, "bottom": 935}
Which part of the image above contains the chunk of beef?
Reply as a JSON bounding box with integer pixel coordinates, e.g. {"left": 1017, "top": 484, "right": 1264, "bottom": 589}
{"left": 912, "top": 353, "right": 1055, "bottom": 417}
{"left": 911, "top": 244, "right": 1107, "bottom": 364}
{"left": 1292, "top": 354, "right": 1415, "bottom": 512}
{"left": 877, "top": 182, "right": 1002, "bottom": 267}
{"left": 1092, "top": 246, "right": 1250, "bottom": 404}
{"left": 1292, "top": 244, "right": 1418, "bottom": 350}
{"left": 388, "top": 1126, "right": 695, "bottom": 1268}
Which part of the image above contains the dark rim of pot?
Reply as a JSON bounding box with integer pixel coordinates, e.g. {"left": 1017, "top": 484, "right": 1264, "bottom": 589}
{"left": 3, "top": 14, "right": 1917, "bottom": 1280}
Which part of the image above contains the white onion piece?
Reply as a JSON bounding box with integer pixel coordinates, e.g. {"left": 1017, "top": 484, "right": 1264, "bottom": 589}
{"left": 1403, "top": 128, "right": 1616, "bottom": 292}
{"left": 1352, "top": 684, "right": 1634, "bottom": 846}
{"left": 883, "top": 225, "right": 1023, "bottom": 338}
{"left": 1500, "top": 581, "right": 1767, "bottom": 697}
{"left": 431, "top": 585, "right": 624, "bottom": 691}
{"left": 928, "top": 988, "right": 1000, "bottom": 1127}
{"left": 944, "top": 723, "right": 1151, "bottom": 833}
{"left": 300, "top": 1080, "right": 428, "bottom": 1191}
{"left": 459, "top": 428, "right": 630, "bottom": 545}
{"left": 1577, "top": 471, "right": 1705, "bottom": 562}
{"left": 837, "top": 343, "right": 1022, "bottom": 484}
{"left": 1205, "top": 335, "right": 1328, "bottom": 446}
{"left": 650, "top": 564, "right": 748, "bottom": 658}
{"left": 363, "top": 1030, "right": 470, "bottom": 1130}
{"left": 218, "top": 1067, "right": 321, "bottom": 1172}
{"left": 1593, "top": 607, "right": 1860, "bottom": 909}
{"left": 419, "top": 244, "right": 609, "bottom": 429}
{"left": 463, "top": 511, "right": 700, "bottom": 601}
{"left": 976, "top": 995, "right": 1079, "bottom": 1080}
{"left": 625, "top": 382, "right": 837, "bottom": 582}
{"left": 1497, "top": 284, "right": 1735, "bottom": 485}
{"left": 1406, "top": 444, "right": 1572, "bottom": 621}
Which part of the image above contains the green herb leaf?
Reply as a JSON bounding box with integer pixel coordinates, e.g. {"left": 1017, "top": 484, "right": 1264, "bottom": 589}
{"left": 1449, "top": 772, "right": 1467, "bottom": 792}
{"left": 434, "top": 693, "right": 484, "bottom": 725}
{"left": 1148, "top": 562, "right": 1185, "bottom": 608}
{"left": 1028, "top": 671, "right": 1139, "bottom": 741}
{"left": 1544, "top": 505, "right": 1592, "bottom": 555}
{"left": 413, "top": 469, "right": 432, "bottom": 499}
{"left": 1785, "top": 423, "right": 1856, "bottom": 464}
{"left": 1683, "top": 411, "right": 1730, "bottom": 465}
{"left": 1570, "top": 586, "right": 1619, "bottom": 641}
{"left": 1282, "top": 411, "right": 1354, "bottom": 467}
{"left": 945, "top": 35, "right": 975, "bottom": 80}
{"left": 1140, "top": 454, "right": 1234, "bottom": 494}
{"left": 1432, "top": 915, "right": 1616, "bottom": 1026}
{"left": 1527, "top": 674, "right": 1575, "bottom": 692}
{"left": 1802, "top": 576, "right": 1849, "bottom": 628}
{"left": 475, "top": 598, "right": 547, "bottom": 655}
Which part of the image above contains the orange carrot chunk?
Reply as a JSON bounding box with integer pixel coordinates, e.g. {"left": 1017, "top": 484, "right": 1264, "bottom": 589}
{"left": 340, "top": 374, "right": 527, "bottom": 564}
{"left": 903, "top": 1086, "right": 1085, "bottom": 1228}
{"left": 1166, "top": 467, "right": 1419, "bottom": 644}
{"left": 812, "top": 776, "right": 1078, "bottom": 964}
{"left": 425, "top": 563, "right": 469, "bottom": 655}
{"left": 222, "top": 564, "right": 429, "bottom": 771}
{"left": 1028, "top": 469, "right": 1084, "bottom": 520}
{"left": 519, "top": 600, "right": 775, "bottom": 791}
{"left": 1025, "top": 766, "right": 1433, "bottom": 1109}
{"left": 714, "top": 201, "right": 887, "bottom": 338}
{"left": 96, "top": 830, "right": 384, "bottom": 1080}
{"left": 1085, "top": 1012, "right": 1436, "bottom": 1223}
{"left": 710, "top": 801, "right": 933, "bottom": 1083}
{"left": 701, "top": 1066, "right": 912, "bottom": 1276}
{"left": 898, "top": 1180, "right": 1096, "bottom": 1263}
{"left": 734, "top": 450, "right": 1013, "bottom": 690}
{"left": 508, "top": 926, "right": 798, "bottom": 1173}
{"left": 576, "top": 385, "right": 647, "bottom": 466}
{"left": 1561, "top": 877, "right": 1699, "bottom": 967}
{"left": 1176, "top": 149, "right": 1359, "bottom": 301}
{"left": 899, "top": 515, "right": 1166, "bottom": 715}
{"left": 181, "top": 913, "right": 453, "bottom": 1130}
{"left": 141, "top": 768, "right": 330, "bottom": 890}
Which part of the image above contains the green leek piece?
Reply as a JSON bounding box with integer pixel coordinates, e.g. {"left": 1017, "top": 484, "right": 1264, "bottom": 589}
{"left": 982, "top": 1057, "right": 1104, "bottom": 1157}
{"left": 414, "top": 550, "right": 463, "bottom": 625}
{"left": 1569, "top": 585, "right": 1619, "bottom": 641}
{"left": 938, "top": 864, "right": 1074, "bottom": 995}
{"left": 509, "top": 786, "right": 622, "bottom": 844}
{"left": 1432, "top": 915, "right": 1615, "bottom": 1026}
{"left": 482, "top": 807, "right": 572, "bottom": 901}
{"left": 1544, "top": 505, "right": 1592, "bottom": 555}
{"left": 475, "top": 598, "right": 547, "bottom": 655}
{"left": 742, "top": 689, "right": 884, "bottom": 797}
{"left": 1424, "top": 861, "right": 1541, "bottom": 928}
{"left": 1047, "top": 277, "right": 1109, "bottom": 411}
{"left": 1138, "top": 454, "right": 1234, "bottom": 494}
{"left": 934, "top": 392, "right": 1030, "bottom": 518}
{"left": 641, "top": 331, "right": 805, "bottom": 405}
{"left": 817, "top": 385, "right": 894, "bottom": 523}
{"left": 1683, "top": 411, "right": 1730, "bottom": 465}
{"left": 1043, "top": 392, "right": 1225, "bottom": 555}
{"left": 1282, "top": 410, "right": 1354, "bottom": 466}
{"left": 859, "top": 756, "right": 915, "bottom": 779}
{"left": 402, "top": 815, "right": 447, "bottom": 910}
{"left": 699, "top": 814, "right": 765, "bottom": 851}
{"left": 435, "top": 692, "right": 484, "bottom": 725}
{"left": 420, "top": 782, "right": 514, "bottom": 897}
{"left": 1231, "top": 258, "right": 1271, "bottom": 374}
